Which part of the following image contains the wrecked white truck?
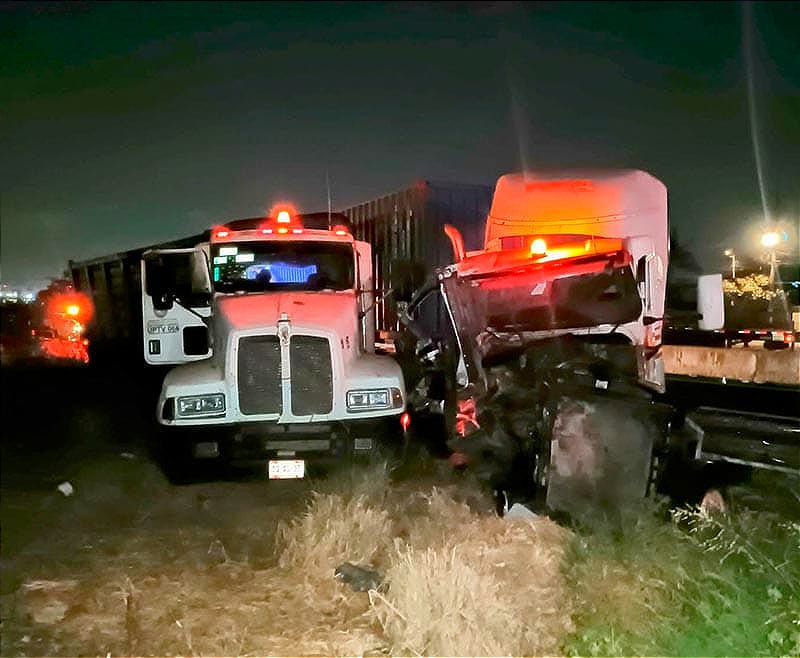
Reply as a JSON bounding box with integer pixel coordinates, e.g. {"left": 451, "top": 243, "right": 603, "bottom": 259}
{"left": 397, "top": 170, "right": 729, "bottom": 520}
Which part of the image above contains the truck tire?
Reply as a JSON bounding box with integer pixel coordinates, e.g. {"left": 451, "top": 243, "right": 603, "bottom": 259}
{"left": 542, "top": 396, "right": 655, "bottom": 526}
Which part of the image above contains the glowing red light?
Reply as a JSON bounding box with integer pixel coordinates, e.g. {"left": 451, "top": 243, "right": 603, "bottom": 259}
{"left": 400, "top": 412, "right": 411, "bottom": 431}
{"left": 645, "top": 320, "right": 663, "bottom": 348}
{"left": 277, "top": 227, "right": 289, "bottom": 234}
{"left": 292, "top": 228, "right": 303, "bottom": 234}
{"left": 455, "top": 397, "right": 479, "bottom": 436}
{"left": 215, "top": 230, "right": 230, "bottom": 238}
{"left": 530, "top": 238, "right": 547, "bottom": 256}
{"left": 66, "top": 304, "right": 80, "bottom": 316}
{"left": 261, "top": 228, "right": 273, "bottom": 234}
{"left": 276, "top": 210, "right": 291, "bottom": 223}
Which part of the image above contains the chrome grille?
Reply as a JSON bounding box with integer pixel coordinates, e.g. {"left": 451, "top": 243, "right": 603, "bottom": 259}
{"left": 238, "top": 336, "right": 282, "bottom": 415}
{"left": 291, "top": 336, "right": 332, "bottom": 415}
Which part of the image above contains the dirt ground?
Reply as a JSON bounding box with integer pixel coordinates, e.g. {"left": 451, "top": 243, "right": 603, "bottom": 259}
{"left": 1, "top": 364, "right": 797, "bottom": 657}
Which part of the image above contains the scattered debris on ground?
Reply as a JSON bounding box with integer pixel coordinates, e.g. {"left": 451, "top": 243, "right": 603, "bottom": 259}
{"left": 335, "top": 562, "right": 384, "bottom": 592}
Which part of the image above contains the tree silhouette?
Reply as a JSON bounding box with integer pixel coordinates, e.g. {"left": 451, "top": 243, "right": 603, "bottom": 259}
{"left": 669, "top": 228, "right": 701, "bottom": 275}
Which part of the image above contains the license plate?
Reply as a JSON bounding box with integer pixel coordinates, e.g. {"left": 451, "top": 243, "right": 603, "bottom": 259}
{"left": 268, "top": 459, "right": 305, "bottom": 480}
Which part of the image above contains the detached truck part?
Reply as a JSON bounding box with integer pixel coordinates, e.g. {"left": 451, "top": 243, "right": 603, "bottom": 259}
{"left": 399, "top": 170, "right": 727, "bottom": 521}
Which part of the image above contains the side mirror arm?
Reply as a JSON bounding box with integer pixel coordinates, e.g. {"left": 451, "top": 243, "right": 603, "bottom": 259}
{"left": 358, "top": 288, "right": 393, "bottom": 321}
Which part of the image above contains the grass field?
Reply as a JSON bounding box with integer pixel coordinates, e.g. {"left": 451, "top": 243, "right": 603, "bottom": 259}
{"left": 1, "top": 454, "right": 798, "bottom": 656}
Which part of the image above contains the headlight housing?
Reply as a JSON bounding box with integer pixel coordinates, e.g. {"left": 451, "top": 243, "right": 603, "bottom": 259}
{"left": 177, "top": 393, "right": 225, "bottom": 416}
{"left": 346, "top": 388, "right": 403, "bottom": 412}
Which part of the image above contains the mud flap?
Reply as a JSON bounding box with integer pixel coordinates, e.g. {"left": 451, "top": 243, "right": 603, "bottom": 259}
{"left": 545, "top": 396, "right": 654, "bottom": 524}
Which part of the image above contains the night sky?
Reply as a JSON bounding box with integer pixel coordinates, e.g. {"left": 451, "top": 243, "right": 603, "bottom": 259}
{"left": 2, "top": 1, "right": 798, "bottom": 290}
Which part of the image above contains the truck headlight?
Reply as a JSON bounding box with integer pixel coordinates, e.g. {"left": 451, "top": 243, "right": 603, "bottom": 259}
{"left": 177, "top": 394, "right": 225, "bottom": 416}
{"left": 346, "top": 388, "right": 403, "bottom": 412}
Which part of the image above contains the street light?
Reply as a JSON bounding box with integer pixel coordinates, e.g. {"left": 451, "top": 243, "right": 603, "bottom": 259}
{"left": 760, "top": 231, "right": 780, "bottom": 249}
{"left": 723, "top": 248, "right": 737, "bottom": 278}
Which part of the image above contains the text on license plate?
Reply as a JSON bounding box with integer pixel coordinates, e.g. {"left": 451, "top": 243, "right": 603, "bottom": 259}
{"left": 268, "top": 459, "right": 305, "bottom": 480}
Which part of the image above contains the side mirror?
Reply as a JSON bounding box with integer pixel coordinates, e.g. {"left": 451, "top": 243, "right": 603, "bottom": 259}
{"left": 697, "top": 273, "right": 725, "bottom": 331}
{"left": 144, "top": 256, "right": 176, "bottom": 312}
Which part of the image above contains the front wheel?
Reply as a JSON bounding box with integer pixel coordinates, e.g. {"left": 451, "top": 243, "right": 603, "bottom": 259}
{"left": 541, "top": 395, "right": 656, "bottom": 526}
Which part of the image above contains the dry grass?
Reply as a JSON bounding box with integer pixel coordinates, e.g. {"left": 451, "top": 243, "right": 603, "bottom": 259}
{"left": 4, "top": 450, "right": 797, "bottom": 657}
{"left": 272, "top": 468, "right": 575, "bottom": 656}
{"left": 2, "top": 458, "right": 575, "bottom": 656}
{"left": 372, "top": 498, "right": 574, "bottom": 656}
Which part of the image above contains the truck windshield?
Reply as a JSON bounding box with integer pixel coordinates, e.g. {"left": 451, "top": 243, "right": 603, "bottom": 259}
{"left": 210, "top": 241, "right": 355, "bottom": 293}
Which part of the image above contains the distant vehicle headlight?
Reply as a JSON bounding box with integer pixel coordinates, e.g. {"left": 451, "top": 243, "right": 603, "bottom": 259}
{"left": 177, "top": 394, "right": 225, "bottom": 416}
{"left": 347, "top": 388, "right": 402, "bottom": 411}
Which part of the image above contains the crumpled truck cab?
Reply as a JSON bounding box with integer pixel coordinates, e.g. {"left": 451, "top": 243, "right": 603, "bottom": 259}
{"left": 399, "top": 170, "right": 723, "bottom": 521}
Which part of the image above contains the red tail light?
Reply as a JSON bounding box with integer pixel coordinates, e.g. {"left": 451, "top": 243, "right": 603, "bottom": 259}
{"left": 400, "top": 412, "right": 411, "bottom": 431}
{"left": 645, "top": 319, "right": 663, "bottom": 348}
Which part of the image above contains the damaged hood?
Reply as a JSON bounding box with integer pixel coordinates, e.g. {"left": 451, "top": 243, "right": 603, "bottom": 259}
{"left": 447, "top": 265, "right": 640, "bottom": 333}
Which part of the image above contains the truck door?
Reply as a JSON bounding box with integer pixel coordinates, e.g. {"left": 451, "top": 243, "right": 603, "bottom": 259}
{"left": 355, "top": 241, "right": 376, "bottom": 352}
{"left": 141, "top": 247, "right": 213, "bottom": 365}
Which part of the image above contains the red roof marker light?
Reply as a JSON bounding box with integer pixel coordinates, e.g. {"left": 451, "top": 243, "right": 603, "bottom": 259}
{"left": 530, "top": 238, "right": 547, "bottom": 256}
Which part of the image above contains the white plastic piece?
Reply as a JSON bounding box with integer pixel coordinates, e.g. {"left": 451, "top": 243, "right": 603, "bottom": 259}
{"left": 57, "top": 482, "right": 74, "bottom": 497}
{"left": 505, "top": 503, "right": 537, "bottom": 520}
